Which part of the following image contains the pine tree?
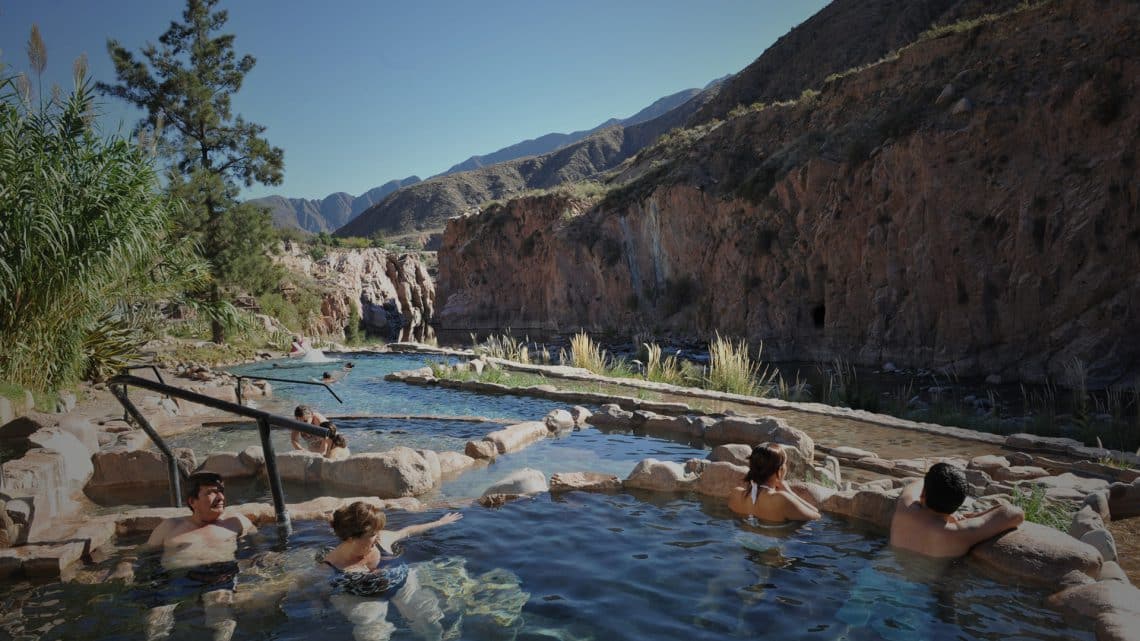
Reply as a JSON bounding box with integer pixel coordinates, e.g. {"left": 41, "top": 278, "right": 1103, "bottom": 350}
{"left": 99, "top": 0, "right": 284, "bottom": 343}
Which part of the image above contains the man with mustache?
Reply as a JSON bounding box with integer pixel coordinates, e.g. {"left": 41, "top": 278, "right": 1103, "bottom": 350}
{"left": 141, "top": 472, "right": 255, "bottom": 641}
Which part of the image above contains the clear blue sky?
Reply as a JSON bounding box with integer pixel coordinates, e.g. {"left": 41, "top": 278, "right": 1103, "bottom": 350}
{"left": 1, "top": 1, "right": 828, "bottom": 200}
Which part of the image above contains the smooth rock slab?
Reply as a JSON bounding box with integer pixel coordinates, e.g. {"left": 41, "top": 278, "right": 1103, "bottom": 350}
{"left": 1047, "top": 580, "right": 1140, "bottom": 619}
{"left": 484, "top": 421, "right": 549, "bottom": 454}
{"left": 970, "top": 522, "right": 1102, "bottom": 587}
{"left": 482, "top": 468, "right": 547, "bottom": 497}
{"left": 993, "top": 466, "right": 1050, "bottom": 482}
{"left": 549, "top": 472, "right": 622, "bottom": 493}
{"left": 830, "top": 446, "right": 878, "bottom": 460}
{"left": 465, "top": 440, "right": 498, "bottom": 460}
{"left": 969, "top": 455, "right": 1011, "bottom": 472}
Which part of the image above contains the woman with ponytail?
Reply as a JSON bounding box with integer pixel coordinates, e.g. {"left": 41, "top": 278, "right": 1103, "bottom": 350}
{"left": 727, "top": 443, "right": 820, "bottom": 522}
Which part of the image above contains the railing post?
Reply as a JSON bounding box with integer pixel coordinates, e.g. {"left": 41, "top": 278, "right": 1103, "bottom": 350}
{"left": 111, "top": 384, "right": 183, "bottom": 508}
{"left": 236, "top": 376, "right": 244, "bottom": 407}
{"left": 258, "top": 416, "right": 291, "bottom": 534}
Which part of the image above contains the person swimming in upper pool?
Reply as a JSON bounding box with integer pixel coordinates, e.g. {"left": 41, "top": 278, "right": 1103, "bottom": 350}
{"left": 890, "top": 462, "right": 1024, "bottom": 558}
{"left": 320, "top": 501, "right": 462, "bottom": 641}
{"left": 727, "top": 443, "right": 821, "bottom": 522}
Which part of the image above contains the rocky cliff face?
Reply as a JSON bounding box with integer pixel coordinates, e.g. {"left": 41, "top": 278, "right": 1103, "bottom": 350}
{"left": 275, "top": 245, "right": 435, "bottom": 342}
{"left": 438, "top": 0, "right": 1139, "bottom": 386}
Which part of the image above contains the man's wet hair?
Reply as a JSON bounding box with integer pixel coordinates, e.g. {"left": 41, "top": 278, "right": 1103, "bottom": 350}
{"left": 923, "top": 463, "right": 968, "bottom": 514}
{"left": 185, "top": 471, "right": 225, "bottom": 502}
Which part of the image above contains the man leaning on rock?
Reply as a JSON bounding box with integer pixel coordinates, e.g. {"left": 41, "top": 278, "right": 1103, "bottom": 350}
{"left": 890, "top": 462, "right": 1024, "bottom": 558}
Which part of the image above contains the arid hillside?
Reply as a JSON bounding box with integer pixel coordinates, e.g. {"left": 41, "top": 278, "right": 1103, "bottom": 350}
{"left": 436, "top": 0, "right": 1139, "bottom": 386}
{"left": 338, "top": 0, "right": 1027, "bottom": 240}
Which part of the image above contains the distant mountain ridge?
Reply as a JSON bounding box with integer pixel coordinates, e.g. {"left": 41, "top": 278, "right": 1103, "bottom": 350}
{"left": 440, "top": 87, "right": 703, "bottom": 176}
{"left": 249, "top": 176, "right": 421, "bottom": 234}
{"left": 252, "top": 84, "right": 715, "bottom": 235}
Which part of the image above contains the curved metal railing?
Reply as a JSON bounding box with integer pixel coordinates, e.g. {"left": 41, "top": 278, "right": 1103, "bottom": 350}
{"left": 108, "top": 374, "right": 332, "bottom": 531}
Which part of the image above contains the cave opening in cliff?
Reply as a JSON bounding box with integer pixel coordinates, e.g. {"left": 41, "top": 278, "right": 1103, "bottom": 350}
{"left": 812, "top": 304, "right": 826, "bottom": 328}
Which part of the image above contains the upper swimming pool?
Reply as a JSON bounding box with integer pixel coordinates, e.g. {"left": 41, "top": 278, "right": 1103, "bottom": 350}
{"left": 227, "top": 352, "right": 573, "bottom": 421}
{"left": 0, "top": 492, "right": 1094, "bottom": 641}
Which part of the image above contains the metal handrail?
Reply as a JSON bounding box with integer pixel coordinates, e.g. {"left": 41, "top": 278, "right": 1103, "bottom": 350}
{"left": 234, "top": 375, "right": 343, "bottom": 406}
{"left": 108, "top": 374, "right": 331, "bottom": 532}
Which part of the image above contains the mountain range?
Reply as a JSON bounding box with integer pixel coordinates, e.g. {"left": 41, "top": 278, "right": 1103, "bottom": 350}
{"left": 250, "top": 83, "right": 719, "bottom": 236}
{"left": 247, "top": 177, "right": 420, "bottom": 234}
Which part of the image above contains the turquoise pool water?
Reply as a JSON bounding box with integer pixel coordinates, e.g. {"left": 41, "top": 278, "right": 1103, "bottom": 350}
{"left": 0, "top": 493, "right": 1094, "bottom": 641}
{"left": 229, "top": 352, "right": 571, "bottom": 421}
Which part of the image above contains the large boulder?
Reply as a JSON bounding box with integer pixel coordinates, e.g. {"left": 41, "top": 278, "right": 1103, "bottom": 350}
{"left": 635, "top": 411, "right": 706, "bottom": 438}
{"left": 197, "top": 452, "right": 256, "bottom": 479}
{"left": 55, "top": 414, "right": 100, "bottom": 455}
{"left": 709, "top": 444, "right": 751, "bottom": 467}
{"left": 703, "top": 416, "right": 813, "bottom": 463}
{"left": 274, "top": 451, "right": 324, "bottom": 482}
{"left": 1108, "top": 479, "right": 1140, "bottom": 519}
{"left": 969, "top": 522, "right": 1102, "bottom": 587}
{"left": 821, "top": 488, "right": 899, "bottom": 530}
{"left": 968, "top": 455, "right": 1011, "bottom": 474}
{"left": 693, "top": 461, "right": 747, "bottom": 498}
{"left": 587, "top": 404, "right": 635, "bottom": 429}
{"left": 238, "top": 446, "right": 266, "bottom": 471}
{"left": 464, "top": 440, "right": 498, "bottom": 460}
{"left": 415, "top": 448, "right": 442, "bottom": 484}
{"left": 481, "top": 468, "right": 547, "bottom": 497}
{"left": 543, "top": 410, "right": 575, "bottom": 432}
{"left": 322, "top": 447, "right": 437, "bottom": 497}
{"left": 437, "top": 451, "right": 479, "bottom": 477}
{"left": 87, "top": 447, "right": 196, "bottom": 493}
{"left": 27, "top": 427, "right": 93, "bottom": 486}
{"left": 624, "top": 459, "right": 695, "bottom": 492}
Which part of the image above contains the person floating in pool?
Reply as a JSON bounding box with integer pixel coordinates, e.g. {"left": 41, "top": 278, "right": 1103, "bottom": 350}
{"left": 727, "top": 443, "right": 821, "bottom": 522}
{"left": 140, "top": 472, "right": 255, "bottom": 641}
{"left": 890, "top": 462, "right": 1024, "bottom": 557}
{"left": 321, "top": 501, "right": 462, "bottom": 641}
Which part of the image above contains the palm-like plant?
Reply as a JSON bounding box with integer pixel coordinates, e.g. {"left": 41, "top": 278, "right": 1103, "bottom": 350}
{"left": 0, "top": 45, "right": 211, "bottom": 391}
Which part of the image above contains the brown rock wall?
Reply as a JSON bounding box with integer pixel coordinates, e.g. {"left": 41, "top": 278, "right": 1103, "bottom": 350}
{"left": 437, "top": 0, "right": 1139, "bottom": 384}
{"left": 275, "top": 245, "right": 435, "bottom": 341}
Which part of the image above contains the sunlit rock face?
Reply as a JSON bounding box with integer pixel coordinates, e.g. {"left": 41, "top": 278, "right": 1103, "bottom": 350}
{"left": 276, "top": 244, "right": 435, "bottom": 342}
{"left": 436, "top": 0, "right": 1140, "bottom": 387}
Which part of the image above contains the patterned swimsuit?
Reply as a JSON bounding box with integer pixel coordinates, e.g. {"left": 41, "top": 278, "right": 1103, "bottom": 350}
{"left": 326, "top": 550, "right": 408, "bottom": 598}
